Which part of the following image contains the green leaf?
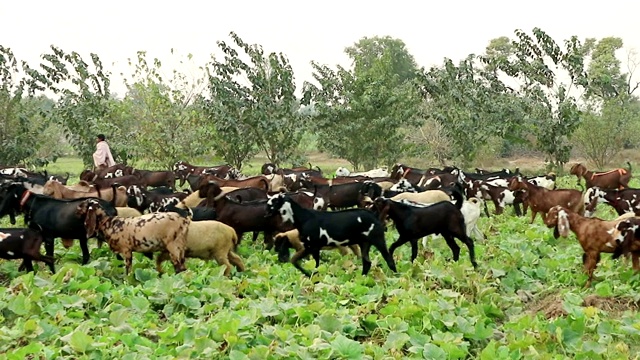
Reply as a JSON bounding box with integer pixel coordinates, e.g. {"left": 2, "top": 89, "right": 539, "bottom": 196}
{"left": 315, "top": 314, "right": 342, "bottom": 333}
{"left": 422, "top": 343, "right": 447, "bottom": 359}
{"left": 8, "top": 293, "right": 30, "bottom": 316}
{"left": 68, "top": 330, "right": 94, "bottom": 353}
{"left": 384, "top": 330, "right": 410, "bottom": 351}
{"left": 330, "top": 334, "right": 363, "bottom": 360}
{"left": 109, "top": 308, "right": 129, "bottom": 327}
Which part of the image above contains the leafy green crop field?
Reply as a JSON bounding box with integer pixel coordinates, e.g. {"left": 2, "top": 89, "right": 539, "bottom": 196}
{"left": 1, "top": 163, "right": 640, "bottom": 359}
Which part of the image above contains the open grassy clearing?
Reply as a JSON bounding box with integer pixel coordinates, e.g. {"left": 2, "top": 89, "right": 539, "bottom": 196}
{"left": 1, "top": 159, "right": 640, "bottom": 358}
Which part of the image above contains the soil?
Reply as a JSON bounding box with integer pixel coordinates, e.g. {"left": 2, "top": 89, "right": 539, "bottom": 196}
{"left": 525, "top": 292, "right": 640, "bottom": 319}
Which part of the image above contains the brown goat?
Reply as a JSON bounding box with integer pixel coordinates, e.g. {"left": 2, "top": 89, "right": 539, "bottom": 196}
{"left": 43, "top": 180, "right": 128, "bottom": 207}
{"left": 200, "top": 175, "right": 270, "bottom": 192}
{"left": 544, "top": 205, "right": 638, "bottom": 287}
{"left": 508, "top": 177, "right": 584, "bottom": 223}
{"left": 570, "top": 162, "right": 632, "bottom": 190}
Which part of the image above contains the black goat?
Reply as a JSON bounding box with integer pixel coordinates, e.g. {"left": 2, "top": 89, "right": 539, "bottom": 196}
{"left": 156, "top": 198, "right": 217, "bottom": 221}
{"left": 265, "top": 193, "right": 397, "bottom": 277}
{"left": 0, "top": 227, "right": 55, "bottom": 273}
{"left": 0, "top": 183, "right": 118, "bottom": 265}
{"left": 372, "top": 190, "right": 477, "bottom": 267}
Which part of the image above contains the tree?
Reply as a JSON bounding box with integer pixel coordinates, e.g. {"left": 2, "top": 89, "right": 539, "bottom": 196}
{"left": 572, "top": 96, "right": 640, "bottom": 168}
{"left": 571, "top": 37, "right": 640, "bottom": 166}
{"left": 303, "top": 36, "right": 422, "bottom": 170}
{"left": 206, "top": 32, "right": 304, "bottom": 167}
{"left": 122, "top": 50, "right": 210, "bottom": 169}
{"left": 0, "top": 46, "right": 53, "bottom": 166}
{"left": 416, "top": 55, "right": 524, "bottom": 165}
{"left": 27, "top": 45, "right": 118, "bottom": 167}
{"left": 481, "top": 28, "right": 589, "bottom": 170}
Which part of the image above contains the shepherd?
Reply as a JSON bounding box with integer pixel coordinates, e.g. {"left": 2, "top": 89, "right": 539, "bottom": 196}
{"left": 93, "top": 134, "right": 116, "bottom": 172}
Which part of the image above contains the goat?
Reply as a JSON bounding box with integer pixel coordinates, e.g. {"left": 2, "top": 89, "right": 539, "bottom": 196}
{"left": 583, "top": 187, "right": 640, "bottom": 217}
{"left": 264, "top": 193, "right": 397, "bottom": 277}
{"left": 156, "top": 198, "right": 217, "bottom": 222}
{"left": 274, "top": 229, "right": 361, "bottom": 263}
{"left": 372, "top": 190, "right": 477, "bottom": 266}
{"left": 570, "top": 162, "right": 632, "bottom": 190}
{"left": 508, "top": 176, "right": 584, "bottom": 223}
{"left": 76, "top": 199, "right": 189, "bottom": 275}
{"left": 126, "top": 185, "right": 189, "bottom": 212}
{"left": 156, "top": 219, "right": 244, "bottom": 277}
{"left": 390, "top": 189, "right": 452, "bottom": 205}
{"left": 43, "top": 180, "right": 128, "bottom": 207}
{"left": 0, "top": 228, "right": 55, "bottom": 273}
{"left": 0, "top": 182, "right": 118, "bottom": 264}
{"left": 611, "top": 218, "right": 640, "bottom": 271}
{"left": 131, "top": 170, "right": 176, "bottom": 190}
{"left": 544, "top": 205, "right": 639, "bottom": 287}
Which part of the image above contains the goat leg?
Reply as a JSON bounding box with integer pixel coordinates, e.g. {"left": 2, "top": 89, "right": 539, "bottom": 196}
{"left": 409, "top": 238, "right": 420, "bottom": 262}
{"left": 442, "top": 235, "right": 461, "bottom": 262}
{"left": 360, "top": 242, "right": 373, "bottom": 275}
{"left": 290, "top": 247, "right": 312, "bottom": 277}
{"left": 79, "top": 239, "right": 91, "bottom": 265}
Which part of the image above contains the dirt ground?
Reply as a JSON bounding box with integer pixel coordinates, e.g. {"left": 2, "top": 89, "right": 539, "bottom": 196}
{"left": 525, "top": 292, "right": 639, "bottom": 319}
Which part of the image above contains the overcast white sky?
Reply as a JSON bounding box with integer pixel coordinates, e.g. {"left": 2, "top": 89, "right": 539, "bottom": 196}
{"left": 2, "top": 0, "right": 640, "bottom": 97}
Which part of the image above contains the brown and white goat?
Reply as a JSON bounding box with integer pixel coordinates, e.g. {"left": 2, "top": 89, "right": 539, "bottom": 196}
{"left": 611, "top": 218, "right": 640, "bottom": 271}
{"left": 76, "top": 199, "right": 189, "bottom": 275}
{"left": 570, "top": 162, "right": 632, "bottom": 190}
{"left": 544, "top": 205, "right": 638, "bottom": 287}
{"left": 509, "top": 177, "right": 584, "bottom": 223}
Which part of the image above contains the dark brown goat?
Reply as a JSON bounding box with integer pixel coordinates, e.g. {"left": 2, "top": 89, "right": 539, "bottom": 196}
{"left": 132, "top": 170, "right": 175, "bottom": 189}
{"left": 508, "top": 177, "right": 584, "bottom": 223}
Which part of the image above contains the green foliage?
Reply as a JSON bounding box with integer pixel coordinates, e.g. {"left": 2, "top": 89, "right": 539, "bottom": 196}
{"left": 205, "top": 32, "right": 304, "bottom": 168}
{"left": 584, "top": 37, "right": 628, "bottom": 99}
{"left": 482, "top": 28, "right": 588, "bottom": 170}
{"left": 27, "top": 45, "right": 115, "bottom": 168}
{"left": 304, "top": 36, "right": 422, "bottom": 170}
{"left": 122, "top": 51, "right": 210, "bottom": 170}
{"left": 417, "top": 55, "right": 524, "bottom": 165}
{"left": 0, "top": 47, "right": 56, "bottom": 166}
{"left": 573, "top": 96, "right": 640, "bottom": 168}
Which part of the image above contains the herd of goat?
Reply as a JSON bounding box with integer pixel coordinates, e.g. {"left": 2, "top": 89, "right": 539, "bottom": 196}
{"left": 1, "top": 159, "right": 640, "bottom": 287}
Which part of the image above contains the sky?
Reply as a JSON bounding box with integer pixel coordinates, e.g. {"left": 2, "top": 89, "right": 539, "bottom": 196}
{"left": 2, "top": 0, "right": 640, "bottom": 97}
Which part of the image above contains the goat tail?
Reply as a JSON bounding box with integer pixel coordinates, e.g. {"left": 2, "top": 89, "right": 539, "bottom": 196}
{"left": 259, "top": 178, "right": 270, "bottom": 192}
{"left": 110, "top": 183, "right": 120, "bottom": 207}
{"left": 627, "top": 161, "right": 633, "bottom": 173}
{"left": 451, "top": 187, "right": 464, "bottom": 210}
{"left": 231, "top": 229, "right": 239, "bottom": 248}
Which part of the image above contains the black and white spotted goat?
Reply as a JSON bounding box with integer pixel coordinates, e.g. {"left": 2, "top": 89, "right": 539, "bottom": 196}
{"left": 265, "top": 192, "right": 397, "bottom": 277}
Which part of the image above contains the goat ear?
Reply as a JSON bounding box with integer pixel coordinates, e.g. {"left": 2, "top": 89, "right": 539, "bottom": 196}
{"left": 84, "top": 207, "right": 97, "bottom": 239}
{"left": 553, "top": 226, "right": 560, "bottom": 239}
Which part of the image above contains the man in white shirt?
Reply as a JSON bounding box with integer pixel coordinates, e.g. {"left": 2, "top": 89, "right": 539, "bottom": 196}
{"left": 93, "top": 134, "right": 116, "bottom": 171}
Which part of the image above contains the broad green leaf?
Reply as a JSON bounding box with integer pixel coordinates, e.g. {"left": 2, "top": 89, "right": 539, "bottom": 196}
{"left": 330, "top": 334, "right": 363, "bottom": 360}
{"left": 8, "top": 293, "right": 30, "bottom": 316}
